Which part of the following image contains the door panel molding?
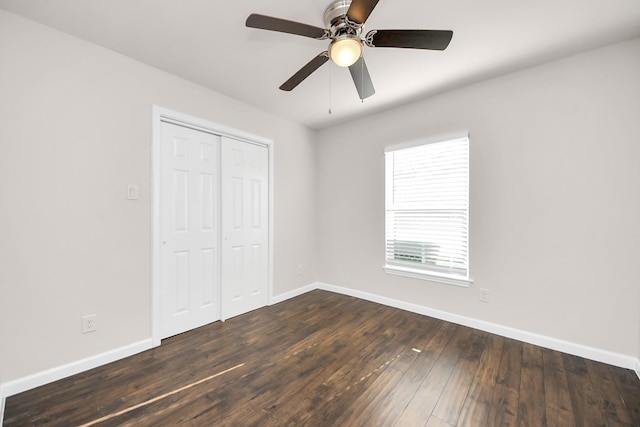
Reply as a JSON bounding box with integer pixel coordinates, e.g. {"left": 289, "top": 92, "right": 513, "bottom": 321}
{"left": 152, "top": 106, "right": 273, "bottom": 347}
{"left": 221, "top": 137, "right": 269, "bottom": 320}
{"left": 159, "top": 122, "right": 221, "bottom": 338}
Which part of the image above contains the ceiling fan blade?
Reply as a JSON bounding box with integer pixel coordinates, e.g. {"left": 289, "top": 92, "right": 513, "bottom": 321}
{"left": 280, "top": 52, "right": 330, "bottom": 91}
{"left": 348, "top": 56, "right": 375, "bottom": 99}
{"left": 246, "top": 14, "right": 327, "bottom": 39}
{"left": 346, "top": 0, "right": 380, "bottom": 25}
{"left": 366, "top": 29, "right": 453, "bottom": 50}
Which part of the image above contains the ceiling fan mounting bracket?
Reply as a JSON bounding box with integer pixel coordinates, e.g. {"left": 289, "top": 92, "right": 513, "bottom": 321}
{"left": 323, "top": 0, "right": 350, "bottom": 28}
{"left": 324, "top": 0, "right": 362, "bottom": 37}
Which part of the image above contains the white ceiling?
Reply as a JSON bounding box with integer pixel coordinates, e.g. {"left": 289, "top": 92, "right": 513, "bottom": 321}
{"left": 2, "top": 0, "right": 640, "bottom": 130}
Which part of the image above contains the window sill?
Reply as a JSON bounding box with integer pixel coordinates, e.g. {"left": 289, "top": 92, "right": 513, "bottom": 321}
{"left": 383, "top": 264, "right": 473, "bottom": 287}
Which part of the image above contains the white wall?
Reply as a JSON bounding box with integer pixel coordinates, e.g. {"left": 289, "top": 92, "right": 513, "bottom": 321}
{"left": 2, "top": 6, "right": 638, "bottom": 398}
{"left": 0, "top": 10, "right": 317, "bottom": 384}
{"left": 317, "top": 38, "right": 640, "bottom": 359}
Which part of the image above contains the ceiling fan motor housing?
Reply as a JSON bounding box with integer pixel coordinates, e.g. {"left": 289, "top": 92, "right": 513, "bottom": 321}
{"left": 324, "top": 0, "right": 362, "bottom": 38}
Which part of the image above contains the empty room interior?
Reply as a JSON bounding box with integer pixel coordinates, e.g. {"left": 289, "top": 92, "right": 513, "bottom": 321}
{"left": 1, "top": 0, "right": 640, "bottom": 425}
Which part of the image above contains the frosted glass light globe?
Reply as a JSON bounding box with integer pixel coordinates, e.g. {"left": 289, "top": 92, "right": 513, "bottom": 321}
{"left": 329, "top": 38, "right": 362, "bottom": 67}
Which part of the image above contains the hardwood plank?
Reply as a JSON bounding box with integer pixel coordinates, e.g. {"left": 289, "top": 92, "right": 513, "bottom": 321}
{"left": 293, "top": 362, "right": 389, "bottom": 426}
{"left": 238, "top": 307, "right": 395, "bottom": 421}
{"left": 4, "top": 290, "right": 639, "bottom": 427}
{"left": 608, "top": 365, "right": 640, "bottom": 426}
{"left": 563, "top": 353, "right": 606, "bottom": 427}
{"left": 430, "top": 328, "right": 488, "bottom": 425}
{"left": 584, "top": 359, "right": 633, "bottom": 427}
{"left": 543, "top": 348, "right": 575, "bottom": 427}
{"left": 333, "top": 368, "right": 405, "bottom": 426}
{"left": 486, "top": 338, "right": 523, "bottom": 427}
{"left": 289, "top": 307, "right": 442, "bottom": 425}
{"left": 250, "top": 298, "right": 428, "bottom": 425}
{"left": 457, "top": 334, "right": 504, "bottom": 427}
{"left": 425, "top": 415, "right": 455, "bottom": 427}
{"left": 263, "top": 333, "right": 406, "bottom": 425}
{"left": 363, "top": 321, "right": 457, "bottom": 426}
{"left": 393, "top": 324, "right": 467, "bottom": 426}
{"left": 516, "top": 343, "right": 546, "bottom": 427}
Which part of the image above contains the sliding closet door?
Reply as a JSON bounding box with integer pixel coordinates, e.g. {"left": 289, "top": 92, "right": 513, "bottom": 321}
{"left": 220, "top": 136, "right": 269, "bottom": 320}
{"left": 159, "top": 122, "right": 220, "bottom": 338}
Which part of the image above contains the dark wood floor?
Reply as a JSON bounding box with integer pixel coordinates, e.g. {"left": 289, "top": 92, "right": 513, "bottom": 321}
{"left": 4, "top": 290, "right": 640, "bottom": 426}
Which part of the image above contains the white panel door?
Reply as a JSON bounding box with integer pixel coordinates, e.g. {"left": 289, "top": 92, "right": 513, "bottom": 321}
{"left": 160, "top": 121, "right": 220, "bottom": 338}
{"left": 221, "top": 137, "right": 269, "bottom": 320}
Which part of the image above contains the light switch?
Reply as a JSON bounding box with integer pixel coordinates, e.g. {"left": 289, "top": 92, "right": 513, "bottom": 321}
{"left": 127, "top": 184, "right": 140, "bottom": 200}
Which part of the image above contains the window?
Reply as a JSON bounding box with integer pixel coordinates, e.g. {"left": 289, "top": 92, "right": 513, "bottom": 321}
{"left": 384, "top": 134, "right": 471, "bottom": 286}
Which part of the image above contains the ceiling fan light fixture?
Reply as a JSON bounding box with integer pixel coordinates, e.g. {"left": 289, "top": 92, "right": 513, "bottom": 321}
{"left": 329, "top": 37, "right": 362, "bottom": 67}
{"left": 246, "top": 0, "right": 453, "bottom": 98}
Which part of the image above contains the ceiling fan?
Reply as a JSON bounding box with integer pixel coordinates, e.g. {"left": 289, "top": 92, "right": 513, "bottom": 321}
{"left": 246, "top": 0, "right": 453, "bottom": 100}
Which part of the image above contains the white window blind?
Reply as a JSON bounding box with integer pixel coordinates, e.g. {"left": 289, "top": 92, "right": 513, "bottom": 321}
{"left": 384, "top": 135, "right": 469, "bottom": 282}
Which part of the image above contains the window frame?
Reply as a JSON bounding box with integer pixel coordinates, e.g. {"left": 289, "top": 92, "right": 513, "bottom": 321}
{"left": 383, "top": 133, "right": 472, "bottom": 287}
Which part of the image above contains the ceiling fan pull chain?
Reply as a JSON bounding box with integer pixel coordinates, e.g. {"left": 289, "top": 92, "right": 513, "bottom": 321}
{"left": 328, "top": 62, "right": 333, "bottom": 114}
{"left": 361, "top": 52, "right": 365, "bottom": 102}
{"left": 362, "top": 57, "right": 364, "bottom": 102}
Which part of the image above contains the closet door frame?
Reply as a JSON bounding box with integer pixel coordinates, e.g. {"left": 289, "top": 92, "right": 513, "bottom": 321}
{"left": 151, "top": 106, "right": 274, "bottom": 347}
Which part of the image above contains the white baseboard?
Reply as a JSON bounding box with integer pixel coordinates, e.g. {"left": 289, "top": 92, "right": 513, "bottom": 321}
{"left": 1, "top": 338, "right": 153, "bottom": 400}
{"left": 2, "top": 284, "right": 638, "bottom": 424}
{"left": 270, "top": 283, "right": 318, "bottom": 305}
{"left": 0, "top": 288, "right": 313, "bottom": 420}
{"left": 304, "top": 282, "right": 640, "bottom": 373}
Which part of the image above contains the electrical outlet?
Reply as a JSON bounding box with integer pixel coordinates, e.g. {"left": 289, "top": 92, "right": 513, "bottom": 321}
{"left": 479, "top": 288, "right": 490, "bottom": 303}
{"left": 297, "top": 265, "right": 303, "bottom": 276}
{"left": 82, "top": 314, "right": 97, "bottom": 333}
